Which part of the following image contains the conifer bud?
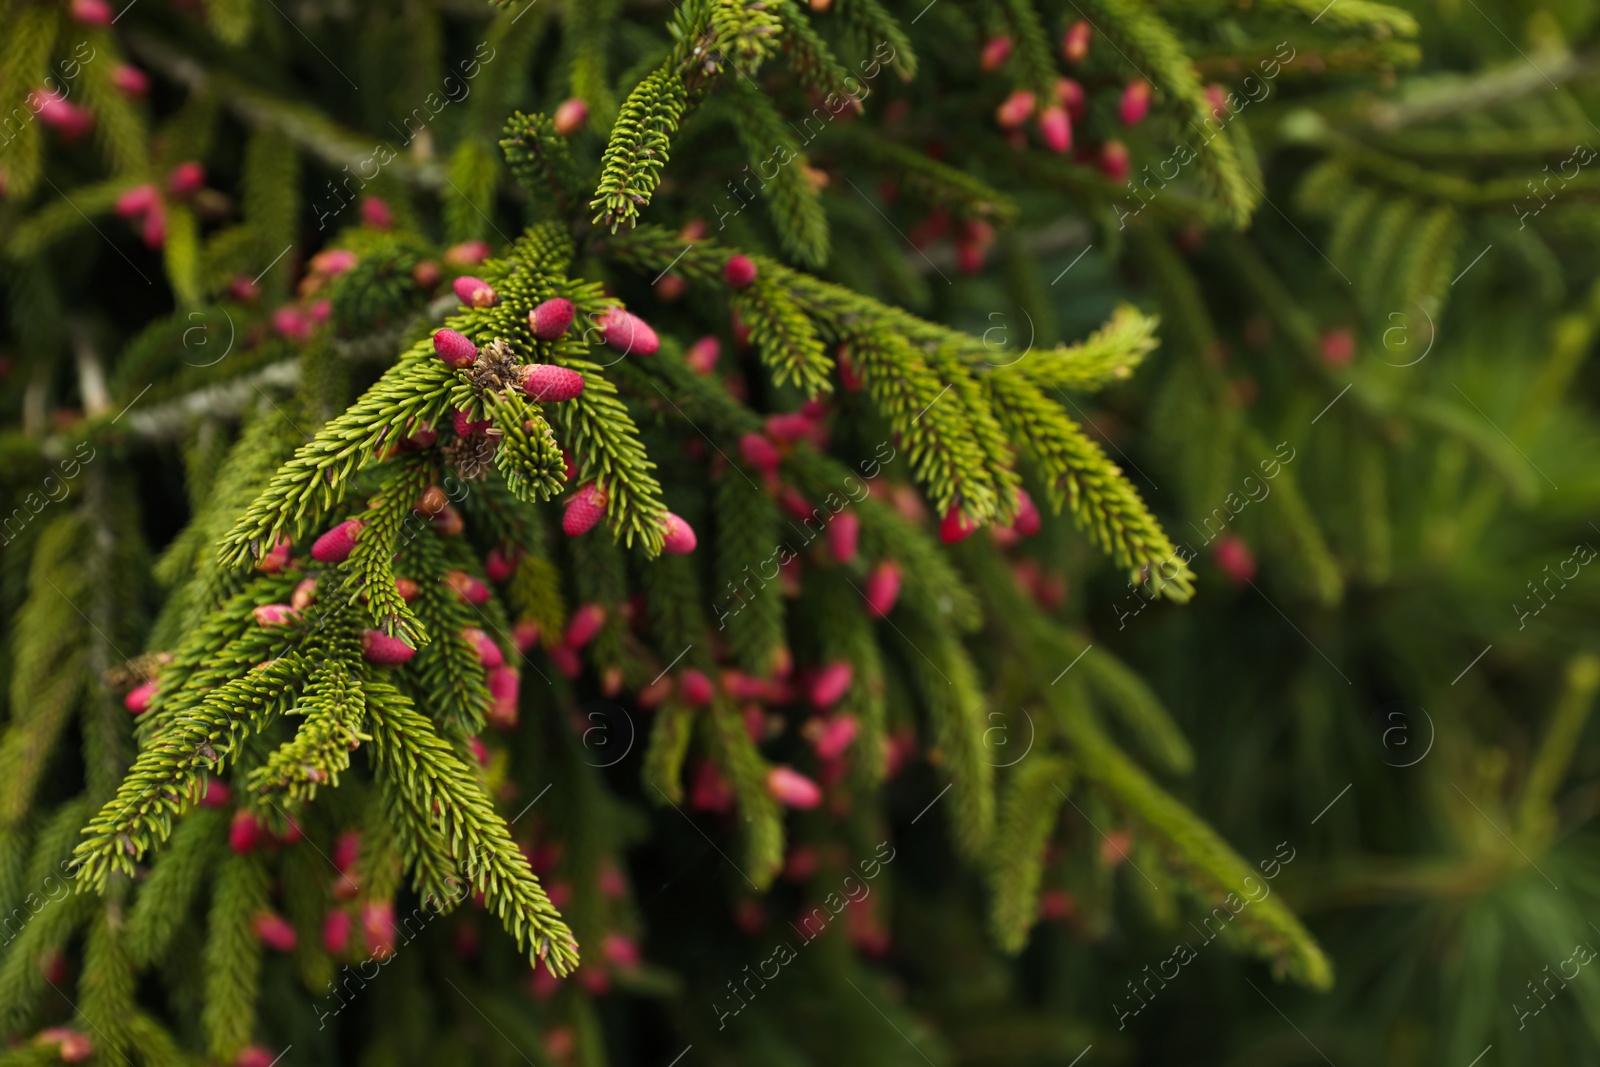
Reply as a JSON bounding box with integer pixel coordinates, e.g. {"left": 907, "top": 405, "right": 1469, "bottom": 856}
{"left": 553, "top": 97, "right": 589, "bottom": 136}
{"left": 939, "top": 506, "right": 979, "bottom": 544}
{"left": 549, "top": 644, "right": 582, "bottom": 678}
{"left": 656, "top": 274, "right": 687, "bottom": 301}
{"left": 114, "top": 184, "right": 157, "bottom": 219}
{"left": 513, "top": 620, "right": 541, "bottom": 653}
{"left": 452, "top": 410, "right": 491, "bottom": 437}
{"left": 31, "top": 93, "right": 91, "bottom": 138}
{"left": 1320, "top": 327, "right": 1355, "bottom": 367}
{"left": 432, "top": 505, "right": 465, "bottom": 536}
{"left": 199, "top": 776, "right": 231, "bottom": 808}
{"left": 638, "top": 675, "right": 673, "bottom": 707}
{"left": 685, "top": 335, "right": 721, "bottom": 374}
{"left": 236, "top": 1046, "right": 276, "bottom": 1067}
{"left": 485, "top": 545, "right": 518, "bottom": 582}
{"left": 995, "top": 89, "right": 1035, "bottom": 129}
{"left": 724, "top": 254, "right": 758, "bottom": 288}
{"left": 444, "top": 570, "right": 490, "bottom": 605}
{"left": 522, "top": 364, "right": 586, "bottom": 402}
{"left": 562, "top": 483, "right": 608, "bottom": 536}
{"left": 980, "top": 36, "right": 1012, "bottom": 71}
{"left": 680, "top": 669, "right": 714, "bottom": 706}
{"left": 487, "top": 666, "right": 521, "bottom": 728}
{"left": 71, "top": 0, "right": 112, "bottom": 25}
{"left": 864, "top": 560, "right": 902, "bottom": 616}
{"left": 529, "top": 297, "right": 575, "bottom": 339}
{"left": 35, "top": 1028, "right": 93, "bottom": 1062}
{"left": 432, "top": 328, "right": 478, "bottom": 368}
{"left": 140, "top": 203, "right": 166, "bottom": 248}
{"left": 362, "top": 902, "right": 396, "bottom": 959}
{"left": 257, "top": 536, "right": 292, "bottom": 573}
{"left": 312, "top": 519, "right": 363, "bottom": 562}
{"left": 1013, "top": 488, "right": 1042, "bottom": 536}
{"left": 764, "top": 412, "right": 812, "bottom": 442}
{"left": 565, "top": 603, "right": 607, "bottom": 648}
{"left": 767, "top": 766, "right": 823, "bottom": 809}
{"left": 230, "top": 810, "right": 263, "bottom": 853}
{"left": 112, "top": 64, "right": 150, "bottom": 97}
{"left": 1099, "top": 140, "right": 1131, "bottom": 182}
{"left": 1055, "top": 77, "right": 1086, "bottom": 120}
{"left": 393, "top": 577, "right": 419, "bottom": 602}
{"left": 1121, "top": 80, "right": 1152, "bottom": 126}
{"left": 739, "top": 432, "right": 781, "bottom": 476}
{"left": 662, "top": 512, "right": 697, "bottom": 554}
{"left": 599, "top": 307, "right": 659, "bottom": 355}
{"left": 1214, "top": 535, "right": 1256, "bottom": 585}
{"left": 362, "top": 630, "right": 416, "bottom": 665}
{"left": 1038, "top": 106, "right": 1072, "bottom": 154}
{"left": 124, "top": 679, "right": 157, "bottom": 714}
{"left": 323, "top": 909, "right": 351, "bottom": 953}
{"left": 809, "top": 661, "right": 853, "bottom": 707}
{"left": 829, "top": 511, "right": 860, "bottom": 562}
{"left": 166, "top": 161, "right": 204, "bottom": 198}
{"left": 444, "top": 240, "right": 490, "bottom": 267}
{"left": 361, "top": 196, "right": 393, "bottom": 229}
{"left": 252, "top": 603, "right": 298, "bottom": 627}
{"left": 466, "top": 736, "right": 490, "bottom": 767}
{"left": 1062, "top": 19, "right": 1091, "bottom": 63}
{"left": 452, "top": 275, "right": 498, "bottom": 308}
{"left": 813, "top": 715, "right": 859, "bottom": 760}
{"left": 333, "top": 830, "right": 361, "bottom": 872}
{"left": 464, "top": 627, "right": 504, "bottom": 668}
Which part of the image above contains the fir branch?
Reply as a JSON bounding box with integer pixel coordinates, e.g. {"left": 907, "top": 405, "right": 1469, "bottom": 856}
{"left": 246, "top": 664, "right": 370, "bottom": 805}
{"left": 989, "top": 755, "right": 1071, "bottom": 952}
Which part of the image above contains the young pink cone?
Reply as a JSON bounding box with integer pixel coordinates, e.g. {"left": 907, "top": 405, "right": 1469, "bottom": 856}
{"left": 513, "top": 619, "right": 541, "bottom": 653}
{"left": 35, "top": 1028, "right": 92, "bottom": 1063}
{"left": 362, "top": 630, "right": 416, "bottom": 665}
{"left": 685, "top": 335, "right": 721, "bottom": 374}
{"left": 199, "top": 776, "right": 231, "bottom": 808}
{"left": 1214, "top": 535, "right": 1256, "bottom": 585}
{"left": 444, "top": 570, "right": 490, "bottom": 605}
{"left": 230, "top": 810, "right": 263, "bottom": 853}
{"left": 32, "top": 93, "right": 91, "bottom": 137}
{"left": 690, "top": 760, "right": 737, "bottom": 813}
{"left": 764, "top": 412, "right": 813, "bottom": 442}
{"left": 599, "top": 307, "right": 660, "bottom": 355}
{"left": 394, "top": 577, "right": 420, "bottom": 602}
{"left": 828, "top": 511, "right": 860, "bottom": 563}
{"left": 980, "top": 35, "right": 1012, "bottom": 71}
{"left": 71, "top": 0, "right": 112, "bottom": 24}
{"left": 565, "top": 603, "right": 607, "bottom": 648}
{"left": 1062, "top": 19, "right": 1092, "bottom": 63}
{"left": 235, "top": 1047, "right": 276, "bottom": 1067}
{"left": 523, "top": 364, "right": 586, "bottom": 402}
{"left": 809, "top": 661, "right": 853, "bottom": 708}
{"left": 252, "top": 603, "right": 298, "bottom": 627}
{"left": 140, "top": 203, "right": 165, "bottom": 247}
{"left": 529, "top": 297, "right": 575, "bottom": 340}
{"left": 485, "top": 545, "right": 518, "bottom": 582}
{"left": 443, "top": 240, "right": 490, "bottom": 267}
{"left": 767, "top": 767, "right": 823, "bottom": 809}
{"left": 323, "top": 909, "right": 352, "bottom": 953}
{"left": 114, "top": 183, "right": 157, "bottom": 219}
{"left": 312, "top": 519, "right": 363, "bottom": 562}
{"left": 1055, "top": 77, "right": 1086, "bottom": 120}
{"left": 724, "top": 254, "right": 758, "bottom": 289}
{"left": 1013, "top": 488, "right": 1042, "bottom": 536}
{"left": 1320, "top": 328, "right": 1355, "bottom": 367}
{"left": 333, "top": 830, "right": 361, "bottom": 874}
{"left": 680, "top": 669, "right": 715, "bottom": 706}
{"left": 466, "top": 736, "right": 490, "bottom": 767}
{"left": 166, "top": 161, "right": 204, "bottom": 198}
{"left": 432, "top": 328, "right": 479, "bottom": 368}
{"left": 553, "top": 97, "right": 589, "bottom": 136}
{"left": 309, "top": 249, "right": 358, "bottom": 276}
{"left": 1121, "top": 80, "right": 1152, "bottom": 126}
{"left": 112, "top": 64, "right": 150, "bottom": 97}
{"left": 996, "top": 89, "right": 1035, "bottom": 129}
{"left": 662, "top": 512, "right": 697, "bottom": 554}
{"left": 739, "top": 432, "right": 782, "bottom": 476}
{"left": 813, "top": 715, "right": 859, "bottom": 761}
{"left": 549, "top": 644, "right": 582, "bottom": 678}
{"left": 1038, "top": 106, "right": 1072, "bottom": 153}
{"left": 1099, "top": 140, "right": 1131, "bottom": 183}
{"left": 452, "top": 409, "right": 492, "bottom": 437}
{"left": 464, "top": 627, "right": 504, "bottom": 668}
{"left": 363, "top": 901, "right": 396, "bottom": 959}
{"left": 361, "top": 196, "right": 393, "bottom": 229}
{"left": 124, "top": 679, "right": 157, "bottom": 714}
{"left": 864, "top": 560, "right": 902, "bottom": 617}
{"left": 452, "top": 275, "right": 498, "bottom": 308}
{"left": 487, "top": 666, "right": 521, "bottom": 729}
{"left": 563, "top": 483, "right": 608, "bottom": 536}
{"left": 940, "top": 506, "right": 979, "bottom": 545}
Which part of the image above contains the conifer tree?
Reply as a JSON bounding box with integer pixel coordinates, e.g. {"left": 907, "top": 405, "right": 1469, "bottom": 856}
{"left": 1, "top": 0, "right": 1597, "bottom": 1064}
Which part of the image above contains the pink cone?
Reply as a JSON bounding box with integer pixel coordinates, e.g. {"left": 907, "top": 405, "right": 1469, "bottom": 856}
{"left": 1121, "top": 80, "right": 1152, "bottom": 126}
{"left": 452, "top": 409, "right": 491, "bottom": 437}
{"left": 112, "top": 65, "right": 149, "bottom": 97}
{"left": 255, "top": 913, "right": 296, "bottom": 952}
{"left": 563, "top": 484, "right": 608, "bottom": 536}
{"left": 764, "top": 413, "right": 812, "bottom": 442}
{"left": 599, "top": 307, "right": 659, "bottom": 355}
{"left": 739, "top": 432, "right": 781, "bottom": 476}
{"left": 485, "top": 546, "right": 518, "bottom": 582}
{"left": 71, "top": 0, "right": 112, "bottom": 24}
{"left": 444, "top": 570, "right": 490, "bottom": 605}
{"left": 553, "top": 97, "right": 589, "bottom": 136}
{"left": 1013, "top": 488, "right": 1042, "bottom": 536}
{"left": 433, "top": 328, "right": 479, "bottom": 368}
{"left": 549, "top": 644, "right": 582, "bottom": 678}
{"left": 1038, "top": 106, "right": 1072, "bottom": 154}
{"left": 828, "top": 511, "right": 859, "bottom": 562}
{"left": 522, "top": 364, "right": 586, "bottom": 402}
{"left": 114, "top": 184, "right": 157, "bottom": 219}
{"left": 1099, "top": 141, "right": 1131, "bottom": 183}
{"left": 362, "top": 901, "right": 396, "bottom": 958}
{"left": 230, "top": 810, "right": 263, "bottom": 853}
{"left": 1055, "top": 77, "right": 1086, "bottom": 120}
{"left": 809, "top": 661, "right": 853, "bottom": 708}
{"left": 464, "top": 627, "right": 504, "bottom": 668}
{"left": 124, "top": 679, "right": 157, "bottom": 714}
{"left": 333, "top": 830, "right": 361, "bottom": 873}
{"left": 996, "top": 89, "right": 1035, "bottom": 130}
{"left": 513, "top": 620, "right": 541, "bottom": 653}
{"left": 1214, "top": 535, "right": 1256, "bottom": 585}
{"left": 565, "top": 603, "right": 606, "bottom": 649}
{"left": 940, "top": 506, "right": 979, "bottom": 545}
{"left": 453, "top": 275, "right": 498, "bottom": 308}
{"left": 864, "top": 561, "right": 901, "bottom": 617}
{"left": 685, "top": 336, "right": 721, "bottom": 374}
{"left": 767, "top": 767, "right": 823, "bottom": 809}
{"left": 362, "top": 630, "right": 416, "bottom": 665}
{"left": 1062, "top": 19, "right": 1091, "bottom": 63}
{"left": 814, "top": 715, "right": 859, "bottom": 761}
{"left": 312, "top": 519, "right": 363, "bottom": 563}
{"left": 252, "top": 603, "right": 298, "bottom": 627}
{"left": 487, "top": 666, "right": 521, "bottom": 729}
{"left": 166, "top": 161, "right": 205, "bottom": 198}
{"left": 662, "top": 512, "right": 697, "bottom": 554}
{"left": 724, "top": 255, "right": 758, "bottom": 289}
{"left": 323, "top": 909, "right": 351, "bottom": 953}
{"left": 680, "top": 669, "right": 714, "bottom": 706}
{"left": 444, "top": 240, "right": 490, "bottom": 267}
{"left": 530, "top": 297, "right": 575, "bottom": 340}
{"left": 199, "top": 776, "right": 231, "bottom": 808}
{"left": 980, "top": 36, "right": 1012, "bottom": 71}
{"left": 361, "top": 197, "right": 393, "bottom": 229}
